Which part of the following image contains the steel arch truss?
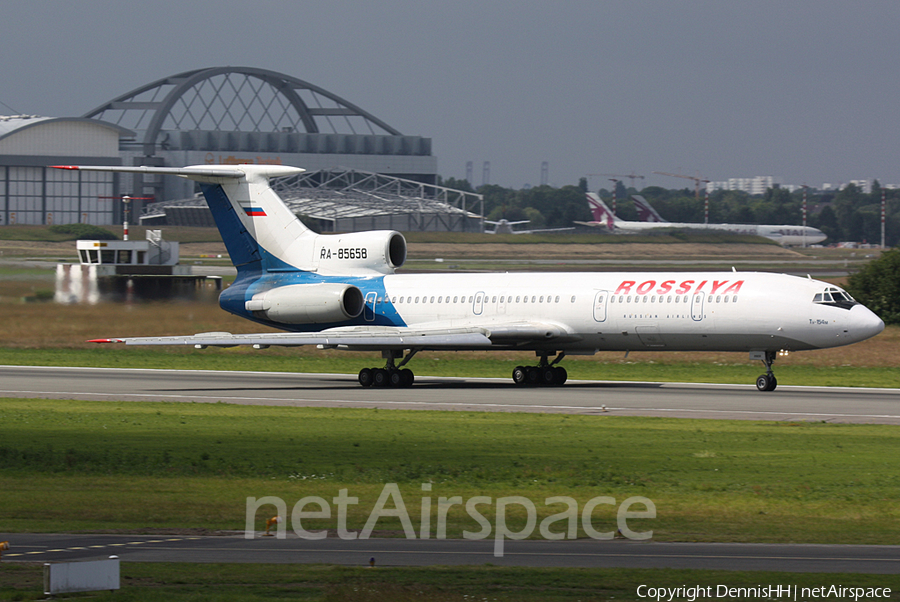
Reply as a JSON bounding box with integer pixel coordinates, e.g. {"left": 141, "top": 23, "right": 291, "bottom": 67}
{"left": 143, "top": 168, "right": 484, "bottom": 232}
{"left": 83, "top": 67, "right": 402, "bottom": 155}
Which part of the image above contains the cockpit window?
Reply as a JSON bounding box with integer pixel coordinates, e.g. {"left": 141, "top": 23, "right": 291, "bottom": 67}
{"left": 813, "top": 287, "right": 858, "bottom": 309}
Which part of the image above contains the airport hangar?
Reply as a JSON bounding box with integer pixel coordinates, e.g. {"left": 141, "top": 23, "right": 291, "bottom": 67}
{"left": 0, "top": 66, "right": 482, "bottom": 232}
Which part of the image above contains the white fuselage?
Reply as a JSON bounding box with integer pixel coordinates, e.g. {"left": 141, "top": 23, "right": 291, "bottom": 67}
{"left": 602, "top": 220, "right": 826, "bottom": 246}
{"left": 371, "top": 271, "right": 881, "bottom": 353}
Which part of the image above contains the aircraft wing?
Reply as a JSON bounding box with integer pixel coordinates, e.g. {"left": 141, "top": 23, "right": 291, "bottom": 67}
{"left": 88, "top": 321, "right": 578, "bottom": 350}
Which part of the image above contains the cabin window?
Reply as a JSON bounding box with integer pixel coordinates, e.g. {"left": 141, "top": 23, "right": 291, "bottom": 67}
{"left": 724, "top": 296, "right": 729, "bottom": 303}
{"left": 523, "top": 296, "right": 528, "bottom": 303}
{"left": 610, "top": 296, "right": 616, "bottom": 303}
{"left": 716, "top": 295, "right": 721, "bottom": 303}
{"left": 453, "top": 296, "right": 458, "bottom": 303}
{"left": 415, "top": 296, "right": 420, "bottom": 303}
{"left": 667, "top": 296, "right": 672, "bottom": 303}
{"left": 492, "top": 296, "right": 497, "bottom": 303}
{"left": 732, "top": 296, "right": 738, "bottom": 303}
{"left": 571, "top": 296, "right": 576, "bottom": 303}
{"left": 437, "top": 296, "right": 442, "bottom": 303}
{"left": 555, "top": 296, "right": 560, "bottom": 303}
{"left": 627, "top": 296, "right": 632, "bottom": 303}
{"left": 531, "top": 296, "right": 536, "bottom": 303}
{"left": 651, "top": 296, "right": 656, "bottom": 303}
{"left": 539, "top": 296, "right": 544, "bottom": 303}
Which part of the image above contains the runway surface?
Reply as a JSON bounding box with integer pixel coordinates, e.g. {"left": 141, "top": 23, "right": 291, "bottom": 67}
{"left": 1, "top": 365, "right": 898, "bottom": 424}
{"left": 2, "top": 533, "right": 898, "bottom": 574}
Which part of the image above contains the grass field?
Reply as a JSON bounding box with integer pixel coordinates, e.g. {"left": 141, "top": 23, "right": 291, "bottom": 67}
{"left": 2, "top": 398, "right": 899, "bottom": 544}
{"left": 2, "top": 563, "right": 898, "bottom": 602}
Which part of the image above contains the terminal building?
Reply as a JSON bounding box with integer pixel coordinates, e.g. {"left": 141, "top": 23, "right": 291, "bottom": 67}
{"left": 0, "top": 66, "right": 481, "bottom": 231}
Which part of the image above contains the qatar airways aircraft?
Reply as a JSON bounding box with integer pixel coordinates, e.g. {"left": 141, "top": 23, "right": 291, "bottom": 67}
{"left": 53, "top": 164, "right": 882, "bottom": 391}
{"left": 582, "top": 193, "right": 827, "bottom": 246}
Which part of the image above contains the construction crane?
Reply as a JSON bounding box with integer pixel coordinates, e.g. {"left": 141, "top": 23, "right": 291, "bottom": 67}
{"left": 652, "top": 171, "right": 710, "bottom": 200}
{"left": 588, "top": 172, "right": 646, "bottom": 189}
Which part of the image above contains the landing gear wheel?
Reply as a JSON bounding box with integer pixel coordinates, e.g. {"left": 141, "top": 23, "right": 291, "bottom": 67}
{"left": 525, "top": 366, "right": 541, "bottom": 386}
{"left": 756, "top": 374, "right": 777, "bottom": 392}
{"left": 553, "top": 366, "right": 568, "bottom": 385}
{"left": 541, "top": 366, "right": 557, "bottom": 385}
{"left": 358, "top": 368, "right": 373, "bottom": 387}
{"left": 400, "top": 369, "right": 414, "bottom": 387}
{"left": 373, "top": 368, "right": 389, "bottom": 387}
{"left": 389, "top": 370, "right": 403, "bottom": 387}
{"left": 512, "top": 366, "right": 527, "bottom": 386}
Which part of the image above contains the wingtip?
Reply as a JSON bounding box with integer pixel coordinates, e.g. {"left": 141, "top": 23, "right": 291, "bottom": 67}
{"left": 51, "top": 165, "right": 79, "bottom": 170}
{"left": 87, "top": 338, "right": 123, "bottom": 344}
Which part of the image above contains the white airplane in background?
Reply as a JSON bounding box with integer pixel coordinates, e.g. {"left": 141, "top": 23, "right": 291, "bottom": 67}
{"left": 485, "top": 219, "right": 575, "bottom": 235}
{"left": 582, "top": 193, "right": 827, "bottom": 246}
{"left": 52, "top": 164, "right": 882, "bottom": 391}
{"left": 485, "top": 219, "right": 531, "bottom": 234}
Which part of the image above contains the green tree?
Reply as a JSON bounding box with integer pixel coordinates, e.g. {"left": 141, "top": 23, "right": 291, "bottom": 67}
{"left": 845, "top": 248, "right": 900, "bottom": 325}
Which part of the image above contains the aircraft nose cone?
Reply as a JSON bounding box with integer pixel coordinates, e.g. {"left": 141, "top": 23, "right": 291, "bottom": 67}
{"left": 850, "top": 304, "right": 885, "bottom": 341}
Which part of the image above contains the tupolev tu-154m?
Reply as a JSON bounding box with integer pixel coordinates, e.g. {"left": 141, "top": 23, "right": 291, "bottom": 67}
{"left": 53, "top": 164, "right": 883, "bottom": 391}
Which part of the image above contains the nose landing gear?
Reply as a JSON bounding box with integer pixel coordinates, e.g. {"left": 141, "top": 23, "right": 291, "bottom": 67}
{"left": 753, "top": 350, "right": 778, "bottom": 391}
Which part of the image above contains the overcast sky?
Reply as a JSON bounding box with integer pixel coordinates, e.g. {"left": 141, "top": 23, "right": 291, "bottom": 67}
{"left": 3, "top": 1, "right": 898, "bottom": 189}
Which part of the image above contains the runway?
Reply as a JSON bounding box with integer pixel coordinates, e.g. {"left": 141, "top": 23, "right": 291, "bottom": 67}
{"left": 1, "top": 365, "right": 898, "bottom": 424}
{"left": 2, "top": 533, "right": 899, "bottom": 574}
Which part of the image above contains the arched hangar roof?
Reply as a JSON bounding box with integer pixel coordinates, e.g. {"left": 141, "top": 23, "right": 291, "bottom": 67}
{"left": 83, "top": 66, "right": 404, "bottom": 156}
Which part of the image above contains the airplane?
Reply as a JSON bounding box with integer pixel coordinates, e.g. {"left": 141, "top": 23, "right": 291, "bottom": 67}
{"left": 51, "top": 164, "right": 883, "bottom": 391}
{"left": 485, "top": 218, "right": 531, "bottom": 234}
{"left": 581, "top": 193, "right": 828, "bottom": 246}
{"left": 485, "top": 219, "right": 576, "bottom": 235}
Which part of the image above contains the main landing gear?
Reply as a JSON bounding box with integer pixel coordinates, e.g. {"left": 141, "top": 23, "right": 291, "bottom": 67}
{"left": 358, "top": 350, "right": 417, "bottom": 388}
{"left": 512, "top": 352, "right": 568, "bottom": 387}
{"left": 753, "top": 350, "right": 778, "bottom": 392}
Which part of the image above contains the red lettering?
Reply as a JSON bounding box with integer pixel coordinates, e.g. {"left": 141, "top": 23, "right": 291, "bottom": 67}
{"left": 695, "top": 280, "right": 708, "bottom": 293}
{"left": 710, "top": 280, "right": 729, "bottom": 295}
{"left": 614, "top": 281, "right": 635, "bottom": 295}
{"left": 636, "top": 280, "right": 656, "bottom": 295}
{"left": 722, "top": 280, "right": 744, "bottom": 294}
{"left": 657, "top": 280, "right": 675, "bottom": 294}
{"left": 676, "top": 280, "right": 694, "bottom": 294}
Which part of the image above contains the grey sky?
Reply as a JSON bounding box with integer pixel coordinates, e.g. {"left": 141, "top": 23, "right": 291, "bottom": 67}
{"left": 3, "top": 1, "right": 898, "bottom": 189}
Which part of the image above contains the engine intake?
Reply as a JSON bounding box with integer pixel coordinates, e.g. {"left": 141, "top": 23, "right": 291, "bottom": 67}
{"left": 312, "top": 230, "right": 406, "bottom": 274}
{"left": 245, "top": 283, "right": 364, "bottom": 324}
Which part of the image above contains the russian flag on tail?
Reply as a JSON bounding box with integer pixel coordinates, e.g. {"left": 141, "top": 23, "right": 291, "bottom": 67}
{"left": 244, "top": 207, "right": 267, "bottom": 217}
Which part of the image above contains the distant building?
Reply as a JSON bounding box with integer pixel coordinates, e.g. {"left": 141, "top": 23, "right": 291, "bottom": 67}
{"left": 706, "top": 176, "right": 780, "bottom": 195}
{"left": 0, "top": 67, "right": 462, "bottom": 231}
